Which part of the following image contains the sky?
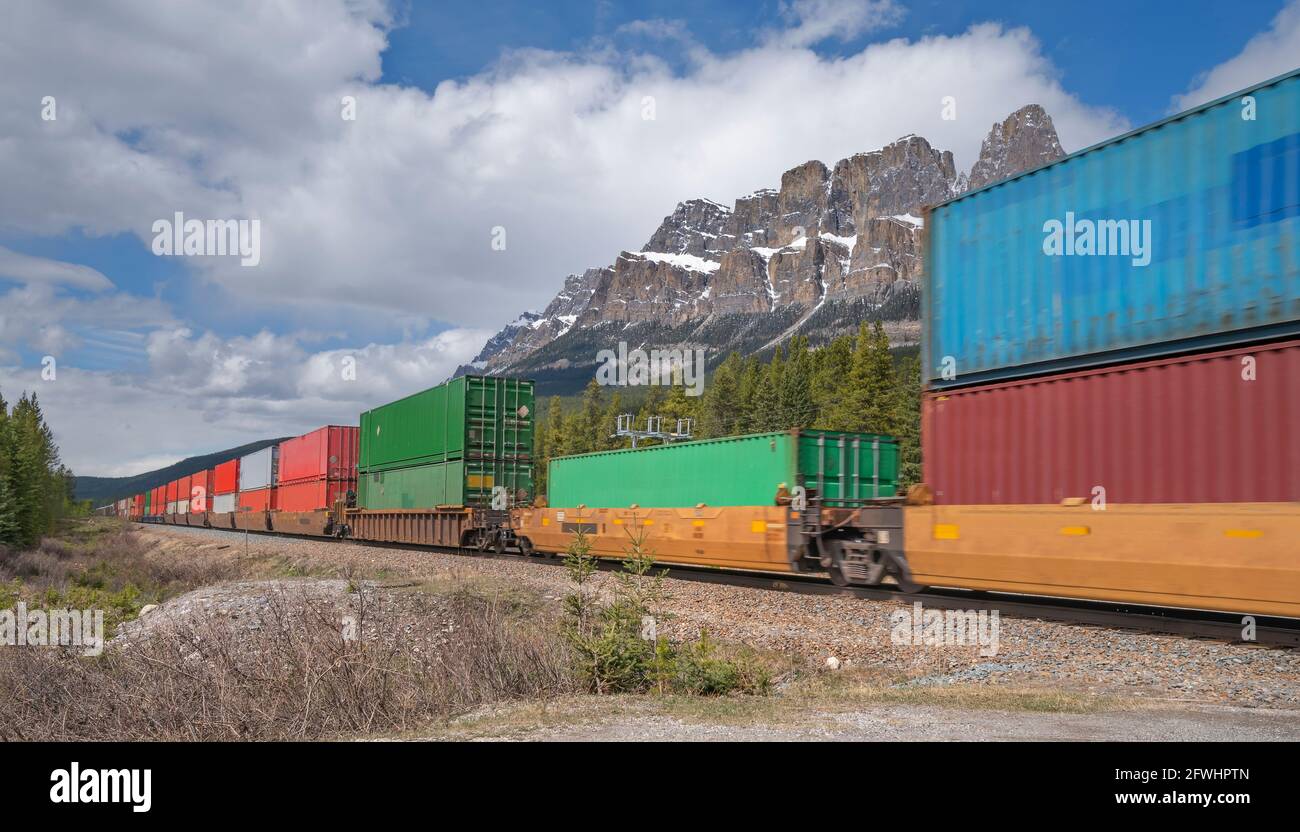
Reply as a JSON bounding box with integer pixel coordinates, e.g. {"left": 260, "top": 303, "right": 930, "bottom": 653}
{"left": 0, "top": 0, "right": 1297, "bottom": 477}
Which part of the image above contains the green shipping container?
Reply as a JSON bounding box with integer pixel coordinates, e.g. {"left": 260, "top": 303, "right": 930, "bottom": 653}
{"left": 548, "top": 430, "right": 898, "bottom": 509}
{"left": 359, "top": 376, "right": 534, "bottom": 473}
{"left": 357, "top": 458, "right": 534, "bottom": 509}
{"left": 144, "top": 491, "right": 151, "bottom": 513}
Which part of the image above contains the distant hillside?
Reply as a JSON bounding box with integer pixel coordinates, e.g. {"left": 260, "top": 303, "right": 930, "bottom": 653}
{"left": 75, "top": 438, "right": 291, "bottom": 505}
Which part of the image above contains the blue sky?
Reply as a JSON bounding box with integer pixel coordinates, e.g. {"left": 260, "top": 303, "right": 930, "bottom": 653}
{"left": 1, "top": 0, "right": 1296, "bottom": 474}
{"left": 9, "top": 0, "right": 1286, "bottom": 371}
{"left": 383, "top": 0, "right": 1288, "bottom": 123}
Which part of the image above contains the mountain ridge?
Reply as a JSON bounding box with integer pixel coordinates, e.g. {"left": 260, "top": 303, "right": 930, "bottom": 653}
{"left": 460, "top": 105, "right": 1065, "bottom": 392}
{"left": 75, "top": 438, "right": 290, "bottom": 504}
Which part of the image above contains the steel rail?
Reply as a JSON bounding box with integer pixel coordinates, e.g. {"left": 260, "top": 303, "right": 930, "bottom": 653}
{"left": 140, "top": 520, "right": 1300, "bottom": 648}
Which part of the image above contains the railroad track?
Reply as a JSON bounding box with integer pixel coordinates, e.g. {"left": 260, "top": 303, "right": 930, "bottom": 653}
{"left": 145, "top": 521, "right": 1300, "bottom": 649}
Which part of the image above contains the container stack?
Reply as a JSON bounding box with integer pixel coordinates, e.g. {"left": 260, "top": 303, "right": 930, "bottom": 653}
{"left": 238, "top": 446, "right": 278, "bottom": 512}
{"left": 549, "top": 430, "right": 898, "bottom": 509}
{"left": 212, "top": 458, "right": 239, "bottom": 514}
{"left": 189, "top": 468, "right": 213, "bottom": 519}
{"left": 276, "top": 425, "right": 359, "bottom": 512}
{"left": 176, "top": 474, "right": 192, "bottom": 516}
{"left": 357, "top": 375, "right": 534, "bottom": 510}
{"left": 920, "top": 68, "right": 1300, "bottom": 510}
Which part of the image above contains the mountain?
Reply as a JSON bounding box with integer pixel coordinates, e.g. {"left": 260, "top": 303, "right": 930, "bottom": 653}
{"left": 75, "top": 438, "right": 290, "bottom": 504}
{"left": 460, "top": 105, "right": 1065, "bottom": 393}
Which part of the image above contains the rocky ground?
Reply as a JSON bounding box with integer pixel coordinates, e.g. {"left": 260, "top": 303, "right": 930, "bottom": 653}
{"left": 133, "top": 524, "right": 1300, "bottom": 740}
{"left": 434, "top": 699, "right": 1300, "bottom": 742}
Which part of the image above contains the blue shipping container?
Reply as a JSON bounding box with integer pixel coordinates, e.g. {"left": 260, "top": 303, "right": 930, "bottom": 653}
{"left": 924, "top": 68, "right": 1300, "bottom": 388}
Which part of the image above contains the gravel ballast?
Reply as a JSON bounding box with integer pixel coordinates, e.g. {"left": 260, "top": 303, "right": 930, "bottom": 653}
{"left": 139, "top": 524, "right": 1300, "bottom": 708}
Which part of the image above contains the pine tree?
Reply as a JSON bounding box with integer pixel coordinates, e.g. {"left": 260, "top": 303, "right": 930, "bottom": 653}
{"left": 831, "top": 322, "right": 895, "bottom": 433}
{"left": 697, "top": 352, "right": 741, "bottom": 438}
{"left": 601, "top": 390, "right": 628, "bottom": 450}
{"left": 778, "top": 335, "right": 813, "bottom": 429}
{"left": 735, "top": 357, "right": 763, "bottom": 435}
{"left": 0, "top": 390, "right": 66, "bottom": 548}
{"left": 861, "top": 321, "right": 897, "bottom": 436}
{"left": 811, "top": 334, "right": 853, "bottom": 429}
{"left": 751, "top": 345, "right": 783, "bottom": 431}
{"left": 635, "top": 383, "right": 667, "bottom": 443}
{"left": 0, "top": 391, "right": 18, "bottom": 546}
{"left": 892, "top": 352, "right": 924, "bottom": 489}
{"left": 660, "top": 367, "right": 697, "bottom": 436}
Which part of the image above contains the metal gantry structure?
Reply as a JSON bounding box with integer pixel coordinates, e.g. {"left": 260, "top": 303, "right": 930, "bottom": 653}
{"left": 612, "top": 413, "right": 693, "bottom": 448}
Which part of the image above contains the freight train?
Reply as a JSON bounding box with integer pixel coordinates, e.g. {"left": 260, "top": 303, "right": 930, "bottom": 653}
{"left": 102, "top": 68, "right": 1300, "bottom": 619}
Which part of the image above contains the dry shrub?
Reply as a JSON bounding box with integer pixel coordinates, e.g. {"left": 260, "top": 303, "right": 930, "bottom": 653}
{"left": 0, "top": 584, "right": 572, "bottom": 741}
{"left": 0, "top": 526, "right": 245, "bottom": 617}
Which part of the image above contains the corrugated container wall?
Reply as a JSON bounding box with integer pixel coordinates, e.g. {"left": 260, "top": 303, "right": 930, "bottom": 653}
{"left": 279, "top": 479, "right": 353, "bottom": 513}
{"left": 165, "top": 479, "right": 178, "bottom": 504}
{"left": 359, "top": 376, "right": 533, "bottom": 472}
{"left": 239, "top": 446, "right": 279, "bottom": 491}
{"left": 175, "top": 475, "right": 191, "bottom": 512}
{"left": 212, "top": 493, "right": 237, "bottom": 514}
{"left": 925, "top": 68, "right": 1300, "bottom": 389}
{"left": 213, "top": 459, "right": 239, "bottom": 494}
{"left": 358, "top": 458, "right": 533, "bottom": 510}
{"left": 238, "top": 488, "right": 276, "bottom": 512}
{"left": 278, "top": 425, "right": 358, "bottom": 484}
{"left": 922, "top": 339, "right": 1300, "bottom": 504}
{"left": 548, "top": 430, "right": 898, "bottom": 509}
{"left": 190, "top": 469, "right": 214, "bottom": 512}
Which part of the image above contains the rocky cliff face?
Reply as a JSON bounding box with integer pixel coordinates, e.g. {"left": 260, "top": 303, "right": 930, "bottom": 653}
{"left": 463, "top": 104, "right": 1065, "bottom": 383}
{"left": 966, "top": 104, "right": 1064, "bottom": 191}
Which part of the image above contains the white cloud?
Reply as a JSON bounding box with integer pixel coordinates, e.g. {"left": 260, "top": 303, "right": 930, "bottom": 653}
{"left": 1173, "top": 0, "right": 1300, "bottom": 110}
{"left": 0, "top": 246, "right": 114, "bottom": 291}
{"left": 0, "top": 2, "right": 1127, "bottom": 336}
{"left": 0, "top": 324, "right": 488, "bottom": 477}
{"left": 0, "top": 282, "right": 174, "bottom": 357}
{"left": 0, "top": 1, "right": 1142, "bottom": 478}
{"left": 771, "top": 0, "right": 906, "bottom": 48}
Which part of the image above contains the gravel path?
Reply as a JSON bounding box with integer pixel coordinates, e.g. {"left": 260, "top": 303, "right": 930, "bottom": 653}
{"left": 488, "top": 704, "right": 1300, "bottom": 742}
{"left": 139, "top": 524, "right": 1300, "bottom": 708}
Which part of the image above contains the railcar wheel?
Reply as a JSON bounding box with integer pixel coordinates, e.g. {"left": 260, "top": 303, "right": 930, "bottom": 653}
{"left": 822, "top": 539, "right": 851, "bottom": 586}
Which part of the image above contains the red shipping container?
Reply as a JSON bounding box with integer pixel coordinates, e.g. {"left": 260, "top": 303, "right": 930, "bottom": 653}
{"left": 277, "top": 478, "right": 352, "bottom": 512}
{"left": 190, "top": 469, "right": 215, "bottom": 513}
{"left": 176, "top": 475, "right": 191, "bottom": 510}
{"left": 277, "top": 425, "right": 358, "bottom": 484}
{"left": 238, "top": 487, "right": 277, "bottom": 512}
{"left": 213, "top": 458, "right": 240, "bottom": 495}
{"left": 165, "top": 479, "right": 178, "bottom": 504}
{"left": 132, "top": 494, "right": 144, "bottom": 517}
{"left": 923, "top": 339, "right": 1300, "bottom": 505}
